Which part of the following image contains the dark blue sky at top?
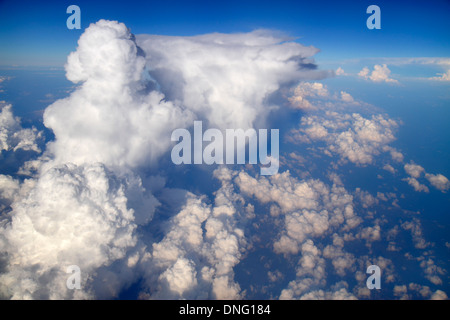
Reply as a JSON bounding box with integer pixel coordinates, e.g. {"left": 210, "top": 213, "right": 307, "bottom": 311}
{"left": 0, "top": 0, "right": 449, "bottom": 66}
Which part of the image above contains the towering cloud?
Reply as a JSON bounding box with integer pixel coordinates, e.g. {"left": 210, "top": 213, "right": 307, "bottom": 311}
{"left": 137, "top": 30, "right": 328, "bottom": 130}
{"left": 44, "top": 20, "right": 193, "bottom": 170}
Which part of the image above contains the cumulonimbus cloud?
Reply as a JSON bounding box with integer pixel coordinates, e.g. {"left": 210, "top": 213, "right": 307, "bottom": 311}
{"left": 0, "top": 20, "right": 330, "bottom": 300}
{"left": 136, "top": 30, "right": 329, "bottom": 130}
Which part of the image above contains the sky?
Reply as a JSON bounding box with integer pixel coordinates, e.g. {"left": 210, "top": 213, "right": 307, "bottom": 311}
{"left": 1, "top": 0, "right": 449, "bottom": 66}
{"left": 0, "top": 0, "right": 449, "bottom": 300}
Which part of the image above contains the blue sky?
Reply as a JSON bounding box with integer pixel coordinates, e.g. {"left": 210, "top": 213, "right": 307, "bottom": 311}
{"left": 1, "top": 0, "right": 449, "bottom": 66}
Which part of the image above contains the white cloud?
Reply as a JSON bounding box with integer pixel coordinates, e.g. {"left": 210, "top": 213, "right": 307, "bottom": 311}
{"left": 355, "top": 57, "right": 450, "bottom": 81}
{"left": 235, "top": 170, "right": 360, "bottom": 256}
{"left": 404, "top": 162, "right": 449, "bottom": 193}
{"left": 288, "top": 82, "right": 361, "bottom": 111}
{"left": 428, "top": 69, "right": 450, "bottom": 81}
{"left": 0, "top": 175, "right": 20, "bottom": 213}
{"left": 358, "top": 64, "right": 399, "bottom": 84}
{"left": 354, "top": 189, "right": 378, "bottom": 208}
{"left": 404, "top": 163, "right": 425, "bottom": 178}
{"left": 393, "top": 285, "right": 409, "bottom": 300}
{"left": 357, "top": 225, "right": 381, "bottom": 244}
{"left": 0, "top": 103, "right": 42, "bottom": 153}
{"left": 288, "top": 82, "right": 329, "bottom": 110}
{"left": 0, "top": 76, "right": 11, "bottom": 83}
{"left": 408, "top": 283, "right": 432, "bottom": 298}
{"left": 0, "top": 163, "right": 138, "bottom": 299}
{"left": 286, "top": 82, "right": 406, "bottom": 172}
{"left": 267, "top": 270, "right": 283, "bottom": 282}
{"left": 142, "top": 167, "right": 246, "bottom": 299}
{"left": 137, "top": 30, "right": 328, "bottom": 130}
{"left": 323, "top": 234, "right": 356, "bottom": 276}
{"left": 335, "top": 67, "right": 347, "bottom": 76}
{"left": 425, "top": 173, "right": 450, "bottom": 192}
{"left": 281, "top": 278, "right": 357, "bottom": 300}
{"left": 340, "top": 91, "right": 356, "bottom": 103}
{"left": 159, "top": 258, "right": 198, "bottom": 296}
{"left": 291, "top": 112, "right": 399, "bottom": 165}
{"left": 383, "top": 146, "right": 404, "bottom": 162}
{"left": 44, "top": 20, "right": 192, "bottom": 169}
{"left": 358, "top": 67, "right": 370, "bottom": 79}
{"left": 383, "top": 164, "right": 396, "bottom": 174}
{"left": 420, "top": 258, "right": 446, "bottom": 286}
{"left": 403, "top": 177, "right": 429, "bottom": 193}
{"left": 430, "top": 290, "right": 448, "bottom": 300}
{"left": 401, "top": 218, "right": 430, "bottom": 249}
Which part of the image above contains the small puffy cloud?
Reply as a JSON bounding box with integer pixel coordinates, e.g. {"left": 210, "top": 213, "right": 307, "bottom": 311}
{"left": 292, "top": 112, "right": 399, "bottom": 165}
{"left": 267, "top": 270, "right": 284, "bottom": 283}
{"left": 401, "top": 218, "right": 430, "bottom": 249}
{"left": 419, "top": 258, "right": 445, "bottom": 286}
{"left": 404, "top": 163, "right": 425, "bottom": 178}
{"left": 288, "top": 82, "right": 361, "bottom": 111}
{"left": 404, "top": 163, "right": 449, "bottom": 193}
{"left": 428, "top": 69, "right": 450, "bottom": 81}
{"left": 235, "top": 170, "right": 360, "bottom": 255}
{"left": 404, "top": 177, "right": 429, "bottom": 193}
{"left": 357, "top": 225, "right": 381, "bottom": 244}
{"left": 335, "top": 67, "right": 347, "bottom": 76}
{"left": 340, "top": 91, "right": 356, "bottom": 103}
{"left": 323, "top": 235, "right": 356, "bottom": 276}
{"left": 281, "top": 277, "right": 357, "bottom": 300}
{"left": 358, "top": 67, "right": 370, "bottom": 78}
{"left": 0, "top": 76, "right": 12, "bottom": 83}
{"left": 430, "top": 290, "right": 448, "bottom": 300}
{"left": 393, "top": 285, "right": 408, "bottom": 299}
{"left": 359, "top": 64, "right": 399, "bottom": 84}
{"left": 383, "top": 164, "right": 396, "bottom": 174}
{"left": 288, "top": 82, "right": 329, "bottom": 110}
{"left": 143, "top": 168, "right": 246, "bottom": 299}
{"left": 425, "top": 173, "right": 450, "bottom": 192}
{"left": 354, "top": 189, "right": 378, "bottom": 208}
{"left": 383, "top": 146, "right": 404, "bottom": 162}
{"left": 408, "top": 283, "right": 432, "bottom": 298}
